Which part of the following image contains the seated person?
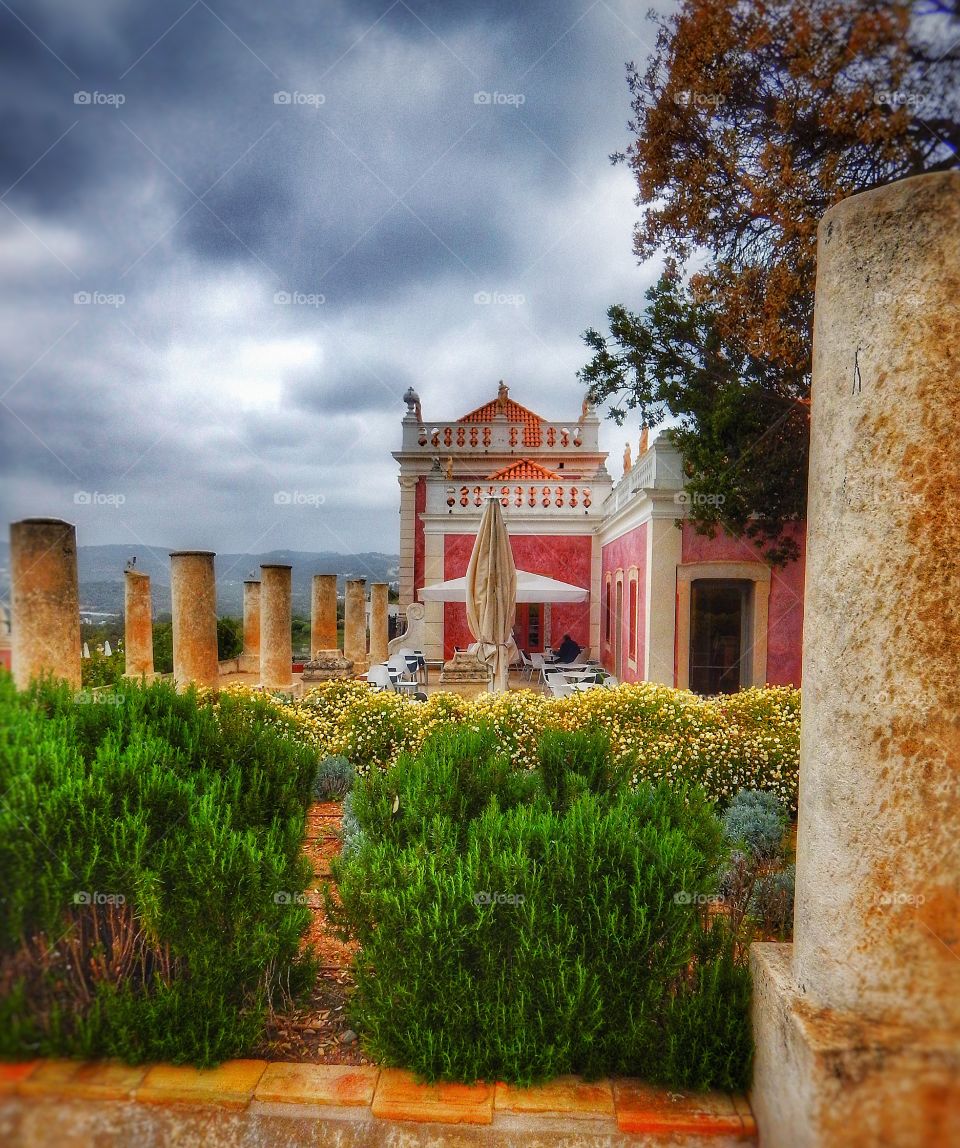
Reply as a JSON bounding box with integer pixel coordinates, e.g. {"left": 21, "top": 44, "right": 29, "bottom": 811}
{"left": 555, "top": 633, "right": 582, "bottom": 663}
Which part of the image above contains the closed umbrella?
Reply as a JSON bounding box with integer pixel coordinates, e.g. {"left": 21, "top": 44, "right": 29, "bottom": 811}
{"left": 465, "top": 496, "right": 517, "bottom": 693}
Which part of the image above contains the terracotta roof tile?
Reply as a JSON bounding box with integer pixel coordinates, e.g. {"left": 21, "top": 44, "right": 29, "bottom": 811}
{"left": 487, "top": 459, "right": 562, "bottom": 481}
{"left": 458, "top": 396, "right": 544, "bottom": 447}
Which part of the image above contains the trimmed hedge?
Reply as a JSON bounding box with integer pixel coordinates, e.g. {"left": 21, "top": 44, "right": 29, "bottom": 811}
{"left": 329, "top": 725, "right": 752, "bottom": 1090}
{"left": 0, "top": 673, "right": 318, "bottom": 1065}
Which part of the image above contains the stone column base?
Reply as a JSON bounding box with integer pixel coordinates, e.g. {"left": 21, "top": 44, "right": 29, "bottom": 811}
{"left": 301, "top": 650, "right": 355, "bottom": 683}
{"left": 751, "top": 943, "right": 960, "bottom": 1148}
{"left": 439, "top": 651, "right": 489, "bottom": 684}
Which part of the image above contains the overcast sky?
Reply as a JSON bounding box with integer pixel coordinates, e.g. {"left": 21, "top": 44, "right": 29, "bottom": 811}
{"left": 0, "top": 0, "right": 669, "bottom": 555}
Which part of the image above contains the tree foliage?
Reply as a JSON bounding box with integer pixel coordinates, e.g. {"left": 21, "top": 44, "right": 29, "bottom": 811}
{"left": 582, "top": 274, "right": 808, "bottom": 565}
{"left": 622, "top": 0, "right": 959, "bottom": 367}
{"left": 583, "top": 0, "right": 957, "bottom": 556}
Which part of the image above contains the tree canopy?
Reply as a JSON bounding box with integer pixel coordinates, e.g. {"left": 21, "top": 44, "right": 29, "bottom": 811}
{"left": 583, "top": 0, "right": 958, "bottom": 560}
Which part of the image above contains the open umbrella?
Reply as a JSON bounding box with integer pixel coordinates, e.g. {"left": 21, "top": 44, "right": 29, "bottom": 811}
{"left": 465, "top": 496, "right": 517, "bottom": 693}
{"left": 419, "top": 570, "right": 588, "bottom": 603}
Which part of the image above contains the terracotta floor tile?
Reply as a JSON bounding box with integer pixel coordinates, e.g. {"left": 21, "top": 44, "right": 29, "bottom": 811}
{"left": 613, "top": 1080, "right": 743, "bottom": 1136}
{"left": 255, "top": 1062, "right": 378, "bottom": 1107}
{"left": 734, "top": 1093, "right": 758, "bottom": 1137}
{"left": 135, "top": 1059, "right": 268, "bottom": 1110}
{"left": 19, "top": 1059, "right": 146, "bottom": 1101}
{"left": 371, "top": 1067, "right": 494, "bottom": 1125}
{"left": 494, "top": 1076, "right": 615, "bottom": 1119}
{"left": 0, "top": 1060, "right": 40, "bottom": 1094}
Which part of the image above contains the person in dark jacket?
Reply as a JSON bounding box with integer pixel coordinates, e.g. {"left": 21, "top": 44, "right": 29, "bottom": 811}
{"left": 555, "top": 633, "right": 581, "bottom": 663}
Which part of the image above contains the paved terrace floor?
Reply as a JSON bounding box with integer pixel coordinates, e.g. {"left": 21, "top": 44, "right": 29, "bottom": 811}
{"left": 216, "top": 668, "right": 558, "bottom": 699}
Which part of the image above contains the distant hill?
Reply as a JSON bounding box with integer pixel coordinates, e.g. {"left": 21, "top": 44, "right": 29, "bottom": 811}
{"left": 0, "top": 542, "right": 399, "bottom": 618}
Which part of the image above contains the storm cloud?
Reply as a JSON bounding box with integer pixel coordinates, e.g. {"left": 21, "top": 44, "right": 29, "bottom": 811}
{"left": 0, "top": 0, "right": 668, "bottom": 554}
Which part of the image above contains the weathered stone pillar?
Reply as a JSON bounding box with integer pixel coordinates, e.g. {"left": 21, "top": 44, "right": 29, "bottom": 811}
{"left": 311, "top": 574, "right": 338, "bottom": 657}
{"left": 240, "top": 580, "right": 260, "bottom": 673}
{"left": 369, "top": 582, "right": 390, "bottom": 664}
{"left": 343, "top": 578, "right": 368, "bottom": 673}
{"left": 169, "top": 551, "right": 218, "bottom": 689}
{"left": 751, "top": 172, "right": 960, "bottom": 1147}
{"left": 123, "top": 569, "right": 154, "bottom": 678}
{"left": 259, "top": 564, "right": 293, "bottom": 690}
{"left": 10, "top": 518, "right": 81, "bottom": 689}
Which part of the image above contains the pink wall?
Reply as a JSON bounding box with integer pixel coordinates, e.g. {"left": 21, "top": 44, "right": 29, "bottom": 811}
{"left": 442, "top": 533, "right": 593, "bottom": 660}
{"left": 600, "top": 522, "right": 648, "bottom": 683}
{"left": 680, "top": 522, "right": 806, "bottom": 687}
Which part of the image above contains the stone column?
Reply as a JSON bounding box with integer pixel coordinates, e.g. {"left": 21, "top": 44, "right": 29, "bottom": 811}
{"left": 169, "top": 551, "right": 218, "bottom": 689}
{"left": 751, "top": 172, "right": 960, "bottom": 1148}
{"left": 123, "top": 569, "right": 154, "bottom": 678}
{"left": 311, "top": 574, "right": 338, "bottom": 657}
{"left": 343, "top": 578, "right": 368, "bottom": 673}
{"left": 9, "top": 518, "right": 81, "bottom": 689}
{"left": 369, "top": 582, "right": 390, "bottom": 664}
{"left": 240, "top": 580, "right": 260, "bottom": 673}
{"left": 259, "top": 564, "right": 293, "bottom": 690}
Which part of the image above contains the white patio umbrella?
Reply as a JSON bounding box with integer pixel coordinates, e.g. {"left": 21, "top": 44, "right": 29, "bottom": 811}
{"left": 419, "top": 570, "right": 589, "bottom": 604}
{"left": 464, "top": 496, "right": 517, "bottom": 694}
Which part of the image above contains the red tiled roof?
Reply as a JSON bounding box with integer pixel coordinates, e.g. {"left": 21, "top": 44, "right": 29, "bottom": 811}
{"left": 487, "top": 459, "right": 562, "bottom": 482}
{"left": 458, "top": 396, "right": 544, "bottom": 447}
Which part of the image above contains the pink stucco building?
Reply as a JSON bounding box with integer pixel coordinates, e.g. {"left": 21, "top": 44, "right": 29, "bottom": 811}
{"left": 394, "top": 383, "right": 804, "bottom": 691}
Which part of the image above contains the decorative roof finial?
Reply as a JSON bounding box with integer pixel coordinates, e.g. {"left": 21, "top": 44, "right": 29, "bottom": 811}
{"left": 495, "top": 380, "right": 509, "bottom": 414}
{"left": 403, "top": 386, "right": 422, "bottom": 422}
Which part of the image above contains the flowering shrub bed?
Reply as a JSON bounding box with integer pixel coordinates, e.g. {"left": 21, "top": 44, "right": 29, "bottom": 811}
{"left": 221, "top": 681, "right": 800, "bottom": 811}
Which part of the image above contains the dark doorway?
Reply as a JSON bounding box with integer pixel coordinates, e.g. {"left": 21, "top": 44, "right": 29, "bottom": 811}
{"left": 689, "top": 580, "right": 752, "bottom": 695}
{"left": 515, "top": 602, "right": 544, "bottom": 652}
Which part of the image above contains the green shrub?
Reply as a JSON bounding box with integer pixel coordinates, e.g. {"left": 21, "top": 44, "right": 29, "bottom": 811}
{"left": 339, "top": 791, "right": 365, "bottom": 859}
{"left": 330, "top": 725, "right": 752, "bottom": 1090}
{"left": 312, "top": 754, "right": 355, "bottom": 801}
{"left": 749, "top": 865, "right": 795, "bottom": 937}
{"left": 0, "top": 673, "right": 318, "bottom": 1066}
{"left": 81, "top": 645, "right": 125, "bottom": 688}
{"left": 722, "top": 789, "right": 787, "bottom": 861}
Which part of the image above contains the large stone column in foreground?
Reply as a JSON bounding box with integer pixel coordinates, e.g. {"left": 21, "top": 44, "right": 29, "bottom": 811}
{"left": 343, "top": 578, "right": 368, "bottom": 674}
{"left": 311, "top": 574, "right": 338, "bottom": 657}
{"left": 10, "top": 518, "right": 81, "bottom": 689}
{"left": 240, "top": 580, "right": 260, "bottom": 673}
{"left": 751, "top": 171, "right": 960, "bottom": 1148}
{"left": 123, "top": 569, "right": 154, "bottom": 678}
{"left": 170, "top": 551, "right": 218, "bottom": 689}
{"left": 260, "top": 564, "right": 293, "bottom": 690}
{"left": 369, "top": 582, "right": 390, "bottom": 664}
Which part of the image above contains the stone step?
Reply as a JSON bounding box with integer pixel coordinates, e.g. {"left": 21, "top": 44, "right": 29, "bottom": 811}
{"left": 0, "top": 1058, "right": 757, "bottom": 1146}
